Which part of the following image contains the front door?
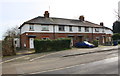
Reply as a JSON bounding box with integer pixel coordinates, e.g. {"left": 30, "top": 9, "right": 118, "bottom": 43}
{"left": 69, "top": 37, "right": 73, "bottom": 47}
{"left": 29, "top": 38, "right": 34, "bottom": 49}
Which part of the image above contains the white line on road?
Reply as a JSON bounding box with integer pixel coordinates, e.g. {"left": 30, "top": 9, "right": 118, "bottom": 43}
{"left": 0, "top": 55, "right": 29, "bottom": 64}
{"left": 29, "top": 52, "right": 61, "bottom": 61}
{"left": 29, "top": 57, "right": 118, "bottom": 74}
{"left": 1, "top": 51, "right": 62, "bottom": 64}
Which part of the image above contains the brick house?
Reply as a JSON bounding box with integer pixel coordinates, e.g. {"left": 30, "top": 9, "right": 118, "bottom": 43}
{"left": 19, "top": 11, "right": 113, "bottom": 49}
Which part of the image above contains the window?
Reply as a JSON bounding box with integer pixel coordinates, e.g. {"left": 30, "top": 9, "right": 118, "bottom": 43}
{"left": 14, "top": 41, "right": 17, "bottom": 44}
{"left": 78, "top": 26, "right": 81, "bottom": 31}
{"left": 85, "top": 27, "right": 89, "bottom": 32}
{"left": 96, "top": 37, "right": 99, "bottom": 40}
{"left": 41, "top": 25, "right": 49, "bottom": 31}
{"left": 59, "top": 25, "right": 65, "bottom": 31}
{"left": 69, "top": 26, "right": 72, "bottom": 31}
{"left": 29, "top": 25, "right": 34, "bottom": 31}
{"left": 42, "top": 37, "right": 49, "bottom": 40}
{"left": 102, "top": 28, "right": 105, "bottom": 32}
{"left": 95, "top": 28, "right": 99, "bottom": 32}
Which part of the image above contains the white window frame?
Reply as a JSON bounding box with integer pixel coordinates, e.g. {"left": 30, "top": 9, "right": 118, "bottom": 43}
{"left": 85, "top": 27, "right": 89, "bottom": 32}
{"left": 29, "top": 25, "right": 34, "bottom": 31}
{"left": 78, "top": 26, "right": 81, "bottom": 32}
{"left": 59, "top": 25, "right": 65, "bottom": 31}
{"left": 41, "top": 25, "right": 49, "bottom": 31}
{"left": 69, "top": 26, "right": 72, "bottom": 31}
{"left": 102, "top": 28, "right": 105, "bottom": 32}
{"left": 95, "top": 28, "right": 99, "bottom": 32}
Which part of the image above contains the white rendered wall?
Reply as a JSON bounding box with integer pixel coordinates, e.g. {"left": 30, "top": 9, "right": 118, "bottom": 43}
{"left": 21, "top": 24, "right": 29, "bottom": 34}
{"left": 20, "top": 24, "right": 113, "bottom": 34}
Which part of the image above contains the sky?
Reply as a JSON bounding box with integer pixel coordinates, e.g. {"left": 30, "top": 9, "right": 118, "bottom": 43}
{"left": 0, "top": 0, "right": 120, "bottom": 40}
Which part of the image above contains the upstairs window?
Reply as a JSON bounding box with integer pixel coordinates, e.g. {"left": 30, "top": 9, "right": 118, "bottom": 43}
{"left": 102, "top": 28, "right": 105, "bottom": 32}
{"left": 69, "top": 26, "right": 72, "bottom": 31}
{"left": 29, "top": 25, "right": 34, "bottom": 31}
{"left": 95, "top": 28, "right": 99, "bottom": 32}
{"left": 78, "top": 26, "right": 81, "bottom": 32}
{"left": 59, "top": 25, "right": 65, "bottom": 31}
{"left": 85, "top": 27, "right": 89, "bottom": 32}
{"left": 41, "top": 25, "right": 49, "bottom": 31}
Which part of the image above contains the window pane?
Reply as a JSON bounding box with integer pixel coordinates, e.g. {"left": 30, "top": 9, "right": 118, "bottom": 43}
{"left": 78, "top": 26, "right": 81, "bottom": 31}
{"left": 41, "top": 25, "right": 49, "bottom": 31}
{"left": 29, "top": 25, "right": 34, "bottom": 31}
{"left": 95, "top": 28, "right": 99, "bottom": 32}
{"left": 85, "top": 27, "right": 89, "bottom": 32}
{"left": 69, "top": 26, "right": 72, "bottom": 31}
{"left": 59, "top": 25, "right": 65, "bottom": 31}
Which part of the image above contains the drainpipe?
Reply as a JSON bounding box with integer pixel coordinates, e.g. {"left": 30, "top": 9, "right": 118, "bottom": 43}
{"left": 92, "top": 27, "right": 94, "bottom": 42}
{"left": 20, "top": 28, "right": 22, "bottom": 49}
{"left": 53, "top": 25, "right": 55, "bottom": 39}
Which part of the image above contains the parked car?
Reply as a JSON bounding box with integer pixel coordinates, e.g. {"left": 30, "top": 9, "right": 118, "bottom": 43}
{"left": 75, "top": 41, "right": 95, "bottom": 48}
{"left": 113, "top": 40, "right": 118, "bottom": 46}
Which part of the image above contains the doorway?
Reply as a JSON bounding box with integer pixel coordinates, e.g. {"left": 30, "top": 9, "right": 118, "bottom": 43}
{"left": 29, "top": 38, "right": 34, "bottom": 49}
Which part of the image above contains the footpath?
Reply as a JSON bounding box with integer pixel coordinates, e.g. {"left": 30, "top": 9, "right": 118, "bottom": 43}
{"left": 2, "top": 45, "right": 119, "bottom": 63}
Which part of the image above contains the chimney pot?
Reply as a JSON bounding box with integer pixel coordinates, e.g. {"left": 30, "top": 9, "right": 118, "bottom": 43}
{"left": 79, "top": 15, "right": 84, "bottom": 21}
{"left": 44, "top": 11, "right": 49, "bottom": 18}
{"left": 100, "top": 22, "right": 104, "bottom": 26}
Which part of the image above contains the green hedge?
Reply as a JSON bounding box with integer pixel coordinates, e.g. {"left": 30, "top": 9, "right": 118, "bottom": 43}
{"left": 92, "top": 40, "right": 99, "bottom": 47}
{"left": 118, "top": 41, "right": 120, "bottom": 44}
{"left": 34, "top": 38, "right": 71, "bottom": 53}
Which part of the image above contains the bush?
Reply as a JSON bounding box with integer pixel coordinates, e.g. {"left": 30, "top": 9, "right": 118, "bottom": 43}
{"left": 34, "top": 38, "right": 71, "bottom": 53}
{"left": 92, "top": 40, "right": 99, "bottom": 47}
{"left": 112, "top": 33, "right": 120, "bottom": 40}
{"left": 118, "top": 41, "right": 120, "bottom": 44}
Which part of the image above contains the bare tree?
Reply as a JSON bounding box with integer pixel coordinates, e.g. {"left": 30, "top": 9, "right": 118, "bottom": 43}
{"left": 2, "top": 26, "right": 20, "bottom": 56}
{"left": 114, "top": 10, "right": 120, "bottom": 20}
{"left": 3, "top": 26, "right": 20, "bottom": 40}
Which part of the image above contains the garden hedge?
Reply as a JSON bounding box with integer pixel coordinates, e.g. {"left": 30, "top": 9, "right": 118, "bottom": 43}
{"left": 34, "top": 38, "right": 71, "bottom": 53}
{"left": 92, "top": 40, "right": 99, "bottom": 47}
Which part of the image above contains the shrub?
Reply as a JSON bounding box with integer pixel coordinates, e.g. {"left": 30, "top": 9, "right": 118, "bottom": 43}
{"left": 112, "top": 33, "right": 120, "bottom": 40}
{"left": 92, "top": 40, "right": 99, "bottom": 47}
{"left": 118, "top": 41, "right": 120, "bottom": 44}
{"left": 34, "top": 38, "right": 71, "bottom": 53}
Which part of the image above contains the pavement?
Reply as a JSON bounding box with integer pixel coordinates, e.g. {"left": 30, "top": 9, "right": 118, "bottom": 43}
{"left": 2, "top": 45, "right": 119, "bottom": 63}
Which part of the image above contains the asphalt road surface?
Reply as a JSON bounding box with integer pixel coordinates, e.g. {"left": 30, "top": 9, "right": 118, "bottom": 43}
{"left": 40, "top": 57, "right": 118, "bottom": 74}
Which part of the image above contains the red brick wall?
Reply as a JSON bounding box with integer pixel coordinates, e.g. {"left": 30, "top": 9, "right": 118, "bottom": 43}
{"left": 20, "top": 32, "right": 112, "bottom": 49}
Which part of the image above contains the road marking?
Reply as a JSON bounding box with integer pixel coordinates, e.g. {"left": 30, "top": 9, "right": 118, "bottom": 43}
{"left": 1, "top": 51, "right": 62, "bottom": 64}
{"left": 0, "top": 55, "right": 29, "bottom": 64}
{"left": 29, "top": 52, "right": 61, "bottom": 61}
{"left": 30, "top": 63, "right": 83, "bottom": 74}
{"left": 29, "top": 57, "right": 118, "bottom": 74}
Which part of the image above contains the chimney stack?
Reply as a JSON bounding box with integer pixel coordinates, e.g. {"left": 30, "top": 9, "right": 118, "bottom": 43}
{"left": 79, "top": 15, "right": 84, "bottom": 21}
{"left": 44, "top": 11, "right": 49, "bottom": 18}
{"left": 100, "top": 22, "right": 104, "bottom": 26}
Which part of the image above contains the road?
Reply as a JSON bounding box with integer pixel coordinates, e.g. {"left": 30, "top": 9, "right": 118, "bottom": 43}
{"left": 40, "top": 57, "right": 118, "bottom": 74}
{"left": 2, "top": 49, "right": 119, "bottom": 75}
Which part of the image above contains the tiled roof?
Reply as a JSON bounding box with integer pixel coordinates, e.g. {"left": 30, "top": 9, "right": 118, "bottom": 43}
{"left": 19, "top": 16, "right": 106, "bottom": 29}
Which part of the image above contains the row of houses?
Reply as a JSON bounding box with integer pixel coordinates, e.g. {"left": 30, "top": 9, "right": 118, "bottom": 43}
{"left": 18, "top": 11, "right": 113, "bottom": 49}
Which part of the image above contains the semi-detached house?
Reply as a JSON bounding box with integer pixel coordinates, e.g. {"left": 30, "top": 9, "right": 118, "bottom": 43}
{"left": 19, "top": 11, "right": 113, "bottom": 49}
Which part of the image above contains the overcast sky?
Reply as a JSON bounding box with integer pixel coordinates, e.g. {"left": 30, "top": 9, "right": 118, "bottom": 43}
{"left": 0, "top": 0, "right": 120, "bottom": 40}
